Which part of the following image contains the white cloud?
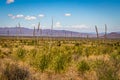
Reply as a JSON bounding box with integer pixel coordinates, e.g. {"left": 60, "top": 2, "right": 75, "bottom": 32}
{"left": 25, "top": 16, "right": 36, "bottom": 20}
{"left": 8, "top": 14, "right": 15, "bottom": 19}
{"left": 6, "top": 0, "right": 14, "bottom": 4}
{"left": 8, "top": 14, "right": 24, "bottom": 19}
{"left": 54, "top": 23, "right": 88, "bottom": 30}
{"left": 55, "top": 21, "right": 61, "bottom": 27}
{"left": 8, "top": 14, "right": 13, "bottom": 17}
{"left": 38, "top": 14, "right": 45, "bottom": 18}
{"left": 65, "top": 13, "right": 71, "bottom": 17}
{"left": 11, "top": 16, "right": 16, "bottom": 19}
{"left": 16, "top": 14, "right": 24, "bottom": 18}
{"left": 70, "top": 24, "right": 88, "bottom": 29}
{"left": 31, "top": 24, "right": 37, "bottom": 27}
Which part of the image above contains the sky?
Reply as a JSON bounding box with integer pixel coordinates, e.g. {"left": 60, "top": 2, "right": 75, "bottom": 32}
{"left": 0, "top": 0, "right": 120, "bottom": 32}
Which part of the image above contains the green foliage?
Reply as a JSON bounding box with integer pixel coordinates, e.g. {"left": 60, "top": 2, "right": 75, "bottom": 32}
{"left": 0, "top": 38, "right": 120, "bottom": 80}
{"left": 16, "top": 48, "right": 26, "bottom": 59}
{"left": 74, "top": 42, "right": 80, "bottom": 46}
{"left": 77, "top": 60, "right": 90, "bottom": 74}
{"left": 38, "top": 54, "right": 51, "bottom": 72}
{"left": 56, "top": 41, "right": 61, "bottom": 46}
{"left": 54, "top": 53, "right": 71, "bottom": 73}
{"left": 84, "top": 48, "right": 90, "bottom": 57}
{"left": 30, "top": 49, "right": 37, "bottom": 58}
{"left": 1, "top": 43, "right": 12, "bottom": 48}
{"left": 94, "top": 59, "right": 119, "bottom": 80}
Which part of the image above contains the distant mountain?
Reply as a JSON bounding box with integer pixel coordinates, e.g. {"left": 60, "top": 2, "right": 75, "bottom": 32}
{"left": 0, "top": 27, "right": 92, "bottom": 37}
{"left": 105, "top": 32, "right": 120, "bottom": 38}
{"left": 0, "top": 27, "right": 33, "bottom": 36}
{"left": 0, "top": 27, "right": 120, "bottom": 38}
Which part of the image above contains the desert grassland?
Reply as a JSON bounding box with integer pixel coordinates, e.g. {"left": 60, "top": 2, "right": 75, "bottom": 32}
{"left": 0, "top": 37, "right": 120, "bottom": 80}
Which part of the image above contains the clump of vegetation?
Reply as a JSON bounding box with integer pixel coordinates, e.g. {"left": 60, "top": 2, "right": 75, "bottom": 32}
{"left": 74, "top": 42, "right": 80, "bottom": 46}
{"left": 0, "top": 49, "right": 4, "bottom": 58}
{"left": 77, "top": 60, "right": 90, "bottom": 80}
{"left": 77, "top": 60, "right": 90, "bottom": 74}
{"left": 0, "top": 38, "right": 120, "bottom": 80}
{"left": 53, "top": 53, "right": 71, "bottom": 73}
{"left": 94, "top": 58, "right": 120, "bottom": 80}
{"left": 16, "top": 48, "right": 26, "bottom": 59}
{"left": 38, "top": 54, "right": 51, "bottom": 72}
{"left": 1, "top": 63, "right": 29, "bottom": 80}
{"left": 29, "top": 48, "right": 37, "bottom": 58}
{"left": 56, "top": 41, "right": 61, "bottom": 46}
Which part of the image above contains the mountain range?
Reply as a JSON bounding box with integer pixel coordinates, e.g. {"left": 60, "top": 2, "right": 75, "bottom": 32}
{"left": 0, "top": 27, "right": 120, "bottom": 38}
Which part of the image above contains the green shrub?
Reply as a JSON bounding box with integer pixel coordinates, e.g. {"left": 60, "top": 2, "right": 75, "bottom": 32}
{"left": 77, "top": 60, "right": 90, "bottom": 74}
{"left": 54, "top": 53, "right": 71, "bottom": 73}
{"left": 56, "top": 41, "right": 61, "bottom": 46}
{"left": 38, "top": 54, "right": 51, "bottom": 72}
{"left": 84, "top": 48, "right": 90, "bottom": 57}
{"left": 72, "top": 46, "right": 82, "bottom": 61}
{"left": 30, "top": 49, "right": 37, "bottom": 58}
{"left": 94, "top": 59, "right": 119, "bottom": 80}
{"left": 16, "top": 48, "right": 26, "bottom": 59}
{"left": 75, "top": 43, "right": 80, "bottom": 46}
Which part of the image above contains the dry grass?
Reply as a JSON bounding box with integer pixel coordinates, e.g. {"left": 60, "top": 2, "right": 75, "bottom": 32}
{"left": 0, "top": 38, "right": 120, "bottom": 80}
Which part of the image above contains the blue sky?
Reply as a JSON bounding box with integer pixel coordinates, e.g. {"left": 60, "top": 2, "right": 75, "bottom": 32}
{"left": 0, "top": 0, "right": 120, "bottom": 32}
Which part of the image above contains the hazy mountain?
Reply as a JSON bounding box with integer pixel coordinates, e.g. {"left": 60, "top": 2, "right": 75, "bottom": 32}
{"left": 0, "top": 27, "right": 120, "bottom": 38}
{"left": 105, "top": 32, "right": 120, "bottom": 38}
{"left": 0, "top": 27, "right": 92, "bottom": 37}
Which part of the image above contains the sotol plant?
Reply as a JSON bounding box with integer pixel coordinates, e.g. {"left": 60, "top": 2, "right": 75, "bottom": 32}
{"left": 16, "top": 48, "right": 26, "bottom": 59}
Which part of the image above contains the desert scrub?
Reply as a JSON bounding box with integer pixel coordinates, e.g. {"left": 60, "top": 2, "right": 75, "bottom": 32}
{"left": 1, "top": 63, "right": 29, "bottom": 80}
{"left": 16, "top": 48, "right": 26, "bottom": 59}
{"left": 77, "top": 60, "right": 90, "bottom": 80}
{"left": 56, "top": 41, "right": 61, "bottom": 46}
{"left": 1, "top": 43, "right": 12, "bottom": 48}
{"left": 94, "top": 59, "right": 120, "bottom": 80}
{"left": 38, "top": 54, "right": 51, "bottom": 72}
{"left": 29, "top": 48, "right": 37, "bottom": 58}
{"left": 72, "top": 46, "right": 82, "bottom": 61}
{"left": 77, "top": 60, "right": 90, "bottom": 74}
{"left": 74, "top": 42, "right": 81, "bottom": 46}
{"left": 32, "top": 53, "right": 52, "bottom": 73}
{"left": 0, "top": 49, "right": 4, "bottom": 58}
{"left": 83, "top": 47, "right": 91, "bottom": 57}
{"left": 109, "top": 52, "right": 120, "bottom": 79}
{"left": 53, "top": 53, "right": 71, "bottom": 73}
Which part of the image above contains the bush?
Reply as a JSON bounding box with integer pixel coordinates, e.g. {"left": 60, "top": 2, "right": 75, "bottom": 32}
{"left": 30, "top": 49, "right": 37, "bottom": 58}
{"left": 2, "top": 63, "right": 29, "bottom": 80}
{"left": 94, "top": 59, "right": 119, "bottom": 80}
{"left": 75, "top": 43, "right": 80, "bottom": 46}
{"left": 16, "top": 48, "right": 26, "bottom": 59}
{"left": 84, "top": 48, "right": 90, "bottom": 57}
{"left": 77, "top": 60, "right": 90, "bottom": 74}
{"left": 38, "top": 54, "right": 50, "bottom": 72}
{"left": 54, "top": 53, "right": 71, "bottom": 73}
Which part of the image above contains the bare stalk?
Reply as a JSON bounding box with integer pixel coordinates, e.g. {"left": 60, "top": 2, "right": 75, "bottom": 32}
{"left": 51, "top": 17, "right": 53, "bottom": 37}
{"left": 65, "top": 31, "right": 66, "bottom": 41}
{"left": 105, "top": 24, "right": 107, "bottom": 39}
{"left": 18, "top": 23, "right": 22, "bottom": 38}
{"left": 37, "top": 22, "right": 40, "bottom": 45}
{"left": 49, "top": 17, "right": 53, "bottom": 52}
{"left": 7, "top": 29, "right": 9, "bottom": 37}
{"left": 87, "top": 34, "right": 89, "bottom": 39}
{"left": 33, "top": 26, "right": 36, "bottom": 48}
{"left": 95, "top": 25, "right": 99, "bottom": 39}
{"left": 71, "top": 32, "right": 72, "bottom": 37}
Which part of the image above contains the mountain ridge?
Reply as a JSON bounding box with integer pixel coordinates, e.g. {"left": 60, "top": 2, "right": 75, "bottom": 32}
{"left": 0, "top": 27, "right": 120, "bottom": 38}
